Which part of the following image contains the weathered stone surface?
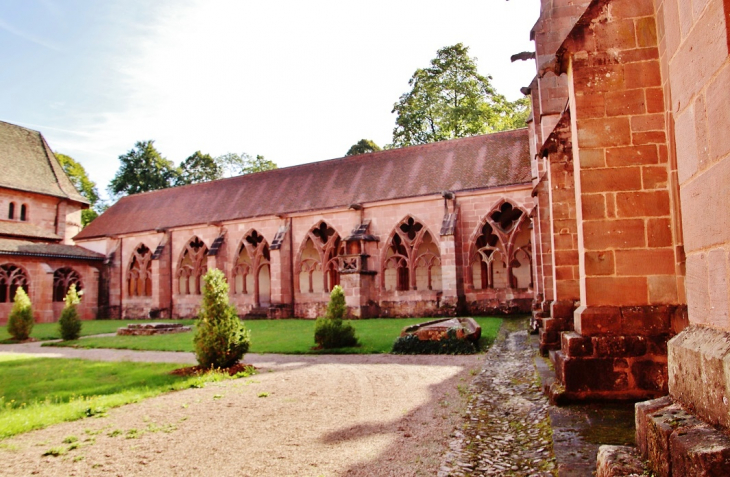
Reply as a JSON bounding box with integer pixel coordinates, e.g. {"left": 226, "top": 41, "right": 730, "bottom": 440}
{"left": 400, "top": 317, "right": 481, "bottom": 342}
{"left": 635, "top": 395, "right": 673, "bottom": 459}
{"left": 670, "top": 425, "right": 730, "bottom": 476}
{"left": 596, "top": 445, "right": 646, "bottom": 477}
{"left": 117, "top": 322, "right": 192, "bottom": 336}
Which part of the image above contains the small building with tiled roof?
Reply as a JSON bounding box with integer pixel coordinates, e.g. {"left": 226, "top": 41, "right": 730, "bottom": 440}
{"left": 75, "top": 129, "right": 535, "bottom": 319}
{"left": 0, "top": 121, "right": 103, "bottom": 323}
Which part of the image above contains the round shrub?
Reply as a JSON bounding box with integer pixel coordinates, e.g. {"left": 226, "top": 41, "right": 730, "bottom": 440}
{"left": 58, "top": 284, "right": 82, "bottom": 341}
{"left": 194, "top": 268, "right": 251, "bottom": 369}
{"left": 7, "top": 287, "right": 34, "bottom": 341}
{"left": 314, "top": 285, "right": 359, "bottom": 349}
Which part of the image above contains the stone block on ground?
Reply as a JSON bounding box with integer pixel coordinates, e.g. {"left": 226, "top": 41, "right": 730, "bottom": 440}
{"left": 596, "top": 445, "right": 646, "bottom": 477}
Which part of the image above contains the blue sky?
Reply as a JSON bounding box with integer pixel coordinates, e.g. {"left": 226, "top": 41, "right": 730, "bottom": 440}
{"left": 1, "top": 0, "right": 539, "bottom": 199}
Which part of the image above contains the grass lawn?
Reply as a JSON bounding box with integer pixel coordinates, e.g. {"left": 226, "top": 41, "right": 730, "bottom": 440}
{"left": 0, "top": 353, "right": 247, "bottom": 438}
{"left": 44, "top": 317, "right": 503, "bottom": 354}
{"left": 0, "top": 319, "right": 195, "bottom": 343}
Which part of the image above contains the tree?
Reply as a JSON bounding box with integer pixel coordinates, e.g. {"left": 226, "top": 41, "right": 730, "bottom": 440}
{"left": 217, "top": 153, "right": 277, "bottom": 177}
{"left": 390, "top": 43, "right": 530, "bottom": 147}
{"left": 58, "top": 284, "right": 82, "bottom": 341}
{"left": 345, "top": 139, "right": 382, "bottom": 156}
{"left": 55, "top": 153, "right": 103, "bottom": 226}
{"left": 176, "top": 151, "right": 222, "bottom": 186}
{"left": 194, "top": 268, "right": 251, "bottom": 369}
{"left": 109, "top": 141, "right": 179, "bottom": 197}
{"left": 7, "top": 288, "right": 33, "bottom": 341}
{"left": 313, "top": 285, "right": 359, "bottom": 349}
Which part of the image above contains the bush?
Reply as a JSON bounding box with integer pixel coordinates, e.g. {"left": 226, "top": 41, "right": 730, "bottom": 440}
{"left": 7, "top": 288, "right": 34, "bottom": 341}
{"left": 58, "top": 284, "right": 82, "bottom": 341}
{"left": 314, "top": 285, "right": 358, "bottom": 349}
{"left": 391, "top": 328, "right": 478, "bottom": 355}
{"left": 194, "top": 269, "right": 251, "bottom": 369}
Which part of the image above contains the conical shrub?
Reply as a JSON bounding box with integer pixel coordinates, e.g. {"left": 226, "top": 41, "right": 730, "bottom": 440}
{"left": 58, "top": 284, "right": 82, "bottom": 341}
{"left": 7, "top": 288, "right": 34, "bottom": 341}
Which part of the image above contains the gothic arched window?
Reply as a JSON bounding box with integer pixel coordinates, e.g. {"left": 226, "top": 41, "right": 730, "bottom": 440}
{"left": 233, "top": 230, "right": 271, "bottom": 306}
{"left": 177, "top": 237, "right": 208, "bottom": 295}
{"left": 470, "top": 201, "right": 532, "bottom": 290}
{"left": 128, "top": 244, "right": 153, "bottom": 297}
{"left": 297, "top": 222, "right": 342, "bottom": 293}
{"left": 0, "top": 264, "right": 29, "bottom": 303}
{"left": 383, "top": 216, "right": 442, "bottom": 292}
{"left": 53, "top": 267, "right": 82, "bottom": 302}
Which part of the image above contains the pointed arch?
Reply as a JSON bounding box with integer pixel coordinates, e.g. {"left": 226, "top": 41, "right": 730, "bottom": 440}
{"left": 128, "top": 243, "right": 153, "bottom": 297}
{"left": 177, "top": 236, "right": 208, "bottom": 295}
{"left": 382, "top": 216, "right": 442, "bottom": 292}
{"left": 469, "top": 200, "right": 531, "bottom": 290}
{"left": 53, "top": 267, "right": 82, "bottom": 302}
{"left": 296, "top": 221, "right": 343, "bottom": 294}
{"left": 233, "top": 229, "right": 271, "bottom": 306}
{"left": 0, "top": 263, "right": 29, "bottom": 303}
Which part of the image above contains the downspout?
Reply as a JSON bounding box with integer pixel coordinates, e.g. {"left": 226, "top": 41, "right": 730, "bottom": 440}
{"left": 169, "top": 230, "right": 174, "bottom": 318}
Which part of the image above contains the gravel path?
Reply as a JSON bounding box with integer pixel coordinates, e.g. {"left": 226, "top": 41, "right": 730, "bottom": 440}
{"left": 0, "top": 320, "right": 561, "bottom": 476}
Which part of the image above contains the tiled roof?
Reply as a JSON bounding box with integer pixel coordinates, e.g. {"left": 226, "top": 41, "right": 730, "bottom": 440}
{"left": 76, "top": 129, "right": 531, "bottom": 240}
{"left": 0, "top": 238, "right": 104, "bottom": 261}
{"left": 0, "top": 220, "right": 62, "bottom": 241}
{"left": 0, "top": 121, "right": 88, "bottom": 204}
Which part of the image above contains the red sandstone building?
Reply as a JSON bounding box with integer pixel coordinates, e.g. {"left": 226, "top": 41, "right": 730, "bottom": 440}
{"left": 0, "top": 121, "right": 103, "bottom": 323}
{"left": 74, "top": 130, "right": 535, "bottom": 320}
{"left": 527, "top": 0, "right": 730, "bottom": 473}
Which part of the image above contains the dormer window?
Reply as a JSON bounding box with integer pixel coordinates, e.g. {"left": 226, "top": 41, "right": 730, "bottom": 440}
{"left": 8, "top": 202, "right": 14, "bottom": 220}
{"left": 20, "top": 204, "right": 27, "bottom": 221}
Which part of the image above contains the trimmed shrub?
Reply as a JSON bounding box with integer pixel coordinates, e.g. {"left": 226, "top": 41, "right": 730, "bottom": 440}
{"left": 194, "top": 268, "right": 251, "bottom": 369}
{"left": 314, "top": 285, "right": 358, "bottom": 349}
{"left": 391, "top": 328, "right": 478, "bottom": 355}
{"left": 7, "top": 288, "right": 34, "bottom": 341}
{"left": 58, "top": 284, "right": 82, "bottom": 341}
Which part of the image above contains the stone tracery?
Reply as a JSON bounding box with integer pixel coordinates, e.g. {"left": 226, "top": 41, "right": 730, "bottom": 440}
{"left": 177, "top": 237, "right": 208, "bottom": 295}
{"left": 128, "top": 244, "right": 152, "bottom": 297}
{"left": 470, "top": 201, "right": 531, "bottom": 290}
{"left": 53, "top": 267, "right": 82, "bottom": 302}
{"left": 297, "top": 222, "right": 342, "bottom": 294}
{"left": 0, "top": 263, "right": 29, "bottom": 303}
{"left": 383, "top": 216, "right": 442, "bottom": 292}
{"left": 233, "top": 230, "right": 271, "bottom": 306}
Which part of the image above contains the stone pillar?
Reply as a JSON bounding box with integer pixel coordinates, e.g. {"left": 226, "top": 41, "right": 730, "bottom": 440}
{"left": 152, "top": 232, "right": 172, "bottom": 318}
{"left": 268, "top": 223, "right": 293, "bottom": 318}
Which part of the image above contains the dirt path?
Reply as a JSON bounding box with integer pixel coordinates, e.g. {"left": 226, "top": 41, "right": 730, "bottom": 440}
{"left": 0, "top": 351, "right": 482, "bottom": 476}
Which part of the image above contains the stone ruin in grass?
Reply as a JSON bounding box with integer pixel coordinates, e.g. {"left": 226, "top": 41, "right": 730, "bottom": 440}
{"left": 401, "top": 317, "right": 481, "bottom": 342}
{"left": 117, "top": 322, "right": 192, "bottom": 336}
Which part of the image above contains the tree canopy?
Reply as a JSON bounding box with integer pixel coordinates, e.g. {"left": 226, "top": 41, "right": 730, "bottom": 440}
{"left": 345, "top": 139, "right": 382, "bottom": 156}
{"left": 176, "top": 151, "right": 222, "bottom": 186}
{"left": 216, "top": 153, "right": 277, "bottom": 177}
{"left": 390, "top": 43, "right": 529, "bottom": 147}
{"left": 109, "top": 140, "right": 179, "bottom": 197}
{"left": 55, "top": 152, "right": 103, "bottom": 226}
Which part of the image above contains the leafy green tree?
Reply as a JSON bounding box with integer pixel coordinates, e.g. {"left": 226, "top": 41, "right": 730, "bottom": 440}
{"left": 55, "top": 153, "right": 103, "bottom": 226}
{"left": 346, "top": 139, "right": 382, "bottom": 156}
{"left": 109, "top": 141, "right": 179, "bottom": 197}
{"left": 216, "top": 153, "right": 277, "bottom": 177}
{"left": 7, "top": 288, "right": 33, "bottom": 341}
{"left": 58, "top": 284, "right": 82, "bottom": 341}
{"left": 176, "top": 151, "right": 222, "bottom": 186}
{"left": 390, "top": 43, "right": 529, "bottom": 147}
{"left": 194, "top": 269, "right": 251, "bottom": 369}
{"left": 314, "top": 285, "right": 358, "bottom": 349}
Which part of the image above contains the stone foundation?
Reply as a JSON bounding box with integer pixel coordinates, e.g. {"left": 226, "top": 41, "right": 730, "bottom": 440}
{"left": 537, "top": 300, "right": 576, "bottom": 356}
{"left": 117, "top": 322, "right": 192, "bottom": 336}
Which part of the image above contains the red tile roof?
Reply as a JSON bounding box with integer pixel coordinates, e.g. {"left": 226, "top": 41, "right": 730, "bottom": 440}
{"left": 76, "top": 129, "right": 531, "bottom": 240}
{"left": 0, "top": 238, "right": 104, "bottom": 261}
{"left": 0, "top": 220, "right": 62, "bottom": 241}
{"left": 0, "top": 121, "right": 88, "bottom": 204}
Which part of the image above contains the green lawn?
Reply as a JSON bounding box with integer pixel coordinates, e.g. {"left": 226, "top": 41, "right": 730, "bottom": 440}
{"left": 44, "top": 317, "right": 503, "bottom": 354}
{"left": 0, "top": 354, "right": 246, "bottom": 438}
{"left": 0, "top": 319, "right": 195, "bottom": 343}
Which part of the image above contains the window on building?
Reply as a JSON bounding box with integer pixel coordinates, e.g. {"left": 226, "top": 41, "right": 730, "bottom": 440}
{"left": 8, "top": 202, "right": 14, "bottom": 220}
{"left": 471, "top": 201, "right": 531, "bottom": 290}
{"left": 297, "top": 222, "right": 342, "bottom": 294}
{"left": 20, "top": 204, "right": 27, "bottom": 221}
{"left": 0, "top": 264, "right": 29, "bottom": 303}
{"left": 177, "top": 237, "right": 208, "bottom": 295}
{"left": 233, "top": 230, "right": 271, "bottom": 306}
{"left": 53, "top": 267, "right": 82, "bottom": 302}
{"left": 128, "top": 244, "right": 153, "bottom": 297}
{"left": 383, "top": 216, "right": 442, "bottom": 292}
